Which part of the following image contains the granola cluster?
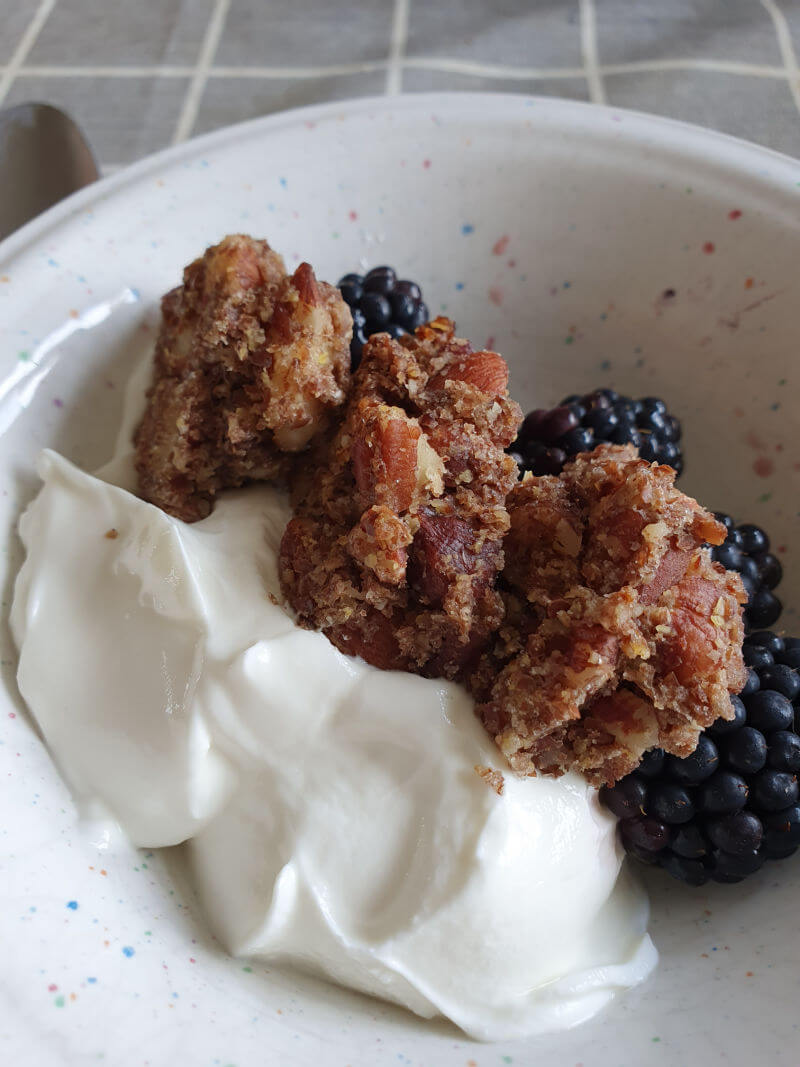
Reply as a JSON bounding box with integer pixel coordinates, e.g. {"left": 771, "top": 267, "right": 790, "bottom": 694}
{"left": 135, "top": 234, "right": 351, "bottom": 521}
{"left": 279, "top": 317, "right": 522, "bottom": 679}
{"left": 471, "top": 446, "right": 747, "bottom": 785}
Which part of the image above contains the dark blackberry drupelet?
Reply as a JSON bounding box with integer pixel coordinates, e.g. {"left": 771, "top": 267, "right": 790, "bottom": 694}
{"left": 710, "top": 514, "right": 783, "bottom": 631}
{"left": 337, "top": 266, "right": 429, "bottom": 369}
{"left": 600, "top": 629, "right": 800, "bottom": 885}
{"left": 509, "top": 389, "right": 684, "bottom": 479}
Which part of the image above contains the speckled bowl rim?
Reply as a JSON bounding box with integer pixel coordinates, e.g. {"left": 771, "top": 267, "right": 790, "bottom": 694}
{"left": 3, "top": 91, "right": 800, "bottom": 271}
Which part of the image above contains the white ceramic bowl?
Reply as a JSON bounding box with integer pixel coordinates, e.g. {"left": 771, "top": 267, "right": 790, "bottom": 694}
{"left": 1, "top": 94, "right": 799, "bottom": 1066}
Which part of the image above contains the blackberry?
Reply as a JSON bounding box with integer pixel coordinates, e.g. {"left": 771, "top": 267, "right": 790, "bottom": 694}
{"left": 510, "top": 390, "right": 684, "bottom": 479}
{"left": 337, "top": 266, "right": 428, "bottom": 370}
{"left": 665, "top": 735, "right": 719, "bottom": 781}
{"left": 710, "top": 514, "right": 783, "bottom": 631}
{"left": 600, "top": 628, "right": 800, "bottom": 885}
{"left": 762, "top": 804, "right": 800, "bottom": 857}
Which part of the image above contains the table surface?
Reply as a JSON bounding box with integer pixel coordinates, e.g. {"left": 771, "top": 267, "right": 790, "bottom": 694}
{"left": 2, "top": 0, "right": 800, "bottom": 173}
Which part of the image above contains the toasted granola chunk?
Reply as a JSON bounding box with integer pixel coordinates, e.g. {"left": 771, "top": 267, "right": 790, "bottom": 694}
{"left": 134, "top": 234, "right": 352, "bottom": 521}
{"left": 474, "top": 445, "right": 747, "bottom": 786}
{"left": 279, "top": 317, "right": 522, "bottom": 680}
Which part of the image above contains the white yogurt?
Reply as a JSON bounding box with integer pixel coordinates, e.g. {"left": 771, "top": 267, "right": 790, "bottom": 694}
{"left": 10, "top": 358, "right": 656, "bottom": 1041}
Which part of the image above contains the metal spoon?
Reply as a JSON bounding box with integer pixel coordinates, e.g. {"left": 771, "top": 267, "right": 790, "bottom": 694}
{"left": 0, "top": 102, "right": 99, "bottom": 241}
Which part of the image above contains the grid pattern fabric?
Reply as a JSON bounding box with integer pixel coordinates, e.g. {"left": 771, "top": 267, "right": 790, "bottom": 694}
{"left": 2, "top": 0, "right": 800, "bottom": 171}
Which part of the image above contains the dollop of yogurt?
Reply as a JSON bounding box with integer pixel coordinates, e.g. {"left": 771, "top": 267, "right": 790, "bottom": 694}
{"left": 10, "top": 360, "right": 656, "bottom": 1041}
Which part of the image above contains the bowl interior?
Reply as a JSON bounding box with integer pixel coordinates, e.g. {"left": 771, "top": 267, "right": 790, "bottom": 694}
{"left": 1, "top": 95, "right": 799, "bottom": 1065}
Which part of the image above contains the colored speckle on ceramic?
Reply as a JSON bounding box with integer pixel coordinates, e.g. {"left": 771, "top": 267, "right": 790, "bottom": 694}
{"left": 729, "top": 209, "right": 743, "bottom": 220}
{"left": 461, "top": 224, "right": 474, "bottom": 235}
{"left": 121, "top": 946, "right": 135, "bottom": 958}
{"left": 703, "top": 241, "right": 715, "bottom": 254}
{"left": 66, "top": 900, "right": 78, "bottom": 910}
{"left": 754, "top": 456, "right": 775, "bottom": 477}
{"left": 492, "top": 235, "right": 510, "bottom": 256}
{"left": 348, "top": 211, "right": 357, "bottom": 221}
{"left": 54, "top": 995, "right": 65, "bottom": 1008}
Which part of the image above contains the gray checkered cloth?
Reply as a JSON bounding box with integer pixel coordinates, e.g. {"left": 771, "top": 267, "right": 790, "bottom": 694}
{"left": 2, "top": 0, "right": 800, "bottom": 171}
